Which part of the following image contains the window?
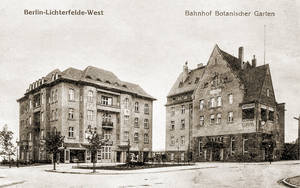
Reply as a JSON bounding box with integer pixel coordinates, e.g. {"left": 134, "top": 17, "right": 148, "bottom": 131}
{"left": 68, "top": 108, "right": 74, "bottom": 119}
{"left": 170, "top": 136, "right": 175, "bottom": 145}
{"left": 210, "top": 98, "right": 216, "bottom": 108}
{"left": 144, "top": 104, "right": 149, "bottom": 114}
{"left": 41, "top": 112, "right": 44, "bottom": 122}
{"left": 102, "top": 113, "right": 111, "bottom": 122}
{"left": 216, "top": 113, "right": 222, "bottom": 124}
{"left": 28, "top": 133, "right": 32, "bottom": 141}
{"left": 134, "top": 132, "right": 139, "bottom": 142}
{"left": 181, "top": 153, "right": 185, "bottom": 161}
{"left": 124, "top": 115, "right": 129, "bottom": 122}
{"left": 124, "top": 131, "right": 129, "bottom": 141}
{"left": 181, "top": 105, "right": 185, "bottom": 114}
{"left": 228, "top": 112, "right": 233, "bottom": 122}
{"left": 170, "top": 121, "right": 175, "bottom": 130}
{"left": 55, "top": 109, "right": 58, "bottom": 120}
{"left": 144, "top": 119, "right": 149, "bottom": 129}
{"left": 210, "top": 114, "right": 215, "bottom": 124}
{"left": 231, "top": 137, "right": 236, "bottom": 154}
{"left": 68, "top": 127, "right": 74, "bottom": 138}
{"left": 200, "top": 116, "right": 204, "bottom": 126}
{"left": 181, "top": 136, "right": 185, "bottom": 145}
{"left": 134, "top": 102, "right": 139, "bottom": 112}
{"left": 29, "top": 116, "right": 32, "bottom": 125}
{"left": 242, "top": 108, "right": 255, "bottom": 120}
{"left": 243, "top": 138, "right": 249, "bottom": 154}
{"left": 269, "top": 109, "right": 274, "bottom": 121}
{"left": 266, "top": 89, "right": 270, "bottom": 97}
{"left": 87, "top": 110, "right": 93, "bottom": 120}
{"left": 171, "top": 153, "right": 174, "bottom": 161}
{"left": 54, "top": 89, "right": 58, "bottom": 102}
{"left": 144, "top": 133, "right": 149, "bottom": 144}
{"left": 29, "top": 100, "right": 32, "bottom": 109}
{"left": 134, "top": 118, "right": 139, "bottom": 127}
{"left": 88, "top": 90, "right": 93, "bottom": 102}
{"left": 261, "top": 108, "right": 267, "bottom": 121}
{"left": 101, "top": 96, "right": 112, "bottom": 106}
{"left": 102, "top": 146, "right": 111, "bottom": 160}
{"left": 40, "top": 130, "right": 44, "bottom": 139}
{"left": 199, "top": 100, "right": 204, "bottom": 110}
{"left": 125, "top": 98, "right": 129, "bottom": 109}
{"left": 229, "top": 94, "right": 233, "bottom": 104}
{"left": 217, "top": 96, "right": 222, "bottom": 107}
{"left": 69, "top": 89, "right": 75, "bottom": 101}
{"left": 199, "top": 140, "right": 203, "bottom": 154}
{"left": 181, "top": 119, "right": 185, "bottom": 129}
{"left": 104, "top": 132, "right": 111, "bottom": 140}
{"left": 171, "top": 107, "right": 175, "bottom": 116}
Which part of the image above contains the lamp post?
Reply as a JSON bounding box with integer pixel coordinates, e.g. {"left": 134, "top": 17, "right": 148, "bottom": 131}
{"left": 293, "top": 115, "right": 300, "bottom": 160}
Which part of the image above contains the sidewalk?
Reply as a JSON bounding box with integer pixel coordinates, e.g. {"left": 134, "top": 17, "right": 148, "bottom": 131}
{"left": 0, "top": 177, "right": 25, "bottom": 187}
{"left": 45, "top": 163, "right": 217, "bottom": 175}
{"left": 282, "top": 176, "right": 300, "bottom": 188}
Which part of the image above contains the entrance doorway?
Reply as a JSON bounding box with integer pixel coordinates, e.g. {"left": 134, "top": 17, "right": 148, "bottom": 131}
{"left": 116, "top": 151, "right": 121, "bottom": 162}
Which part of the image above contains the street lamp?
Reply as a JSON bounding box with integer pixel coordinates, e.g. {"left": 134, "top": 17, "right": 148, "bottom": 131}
{"left": 293, "top": 116, "right": 300, "bottom": 160}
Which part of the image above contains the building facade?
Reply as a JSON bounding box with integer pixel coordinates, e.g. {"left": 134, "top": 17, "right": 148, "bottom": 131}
{"left": 17, "top": 66, "right": 155, "bottom": 163}
{"left": 166, "top": 45, "right": 285, "bottom": 162}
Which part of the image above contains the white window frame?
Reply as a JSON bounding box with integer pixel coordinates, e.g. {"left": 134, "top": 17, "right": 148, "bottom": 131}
{"left": 134, "top": 132, "right": 139, "bottom": 142}
{"left": 243, "top": 138, "right": 249, "bottom": 154}
{"left": 216, "top": 113, "right": 222, "bottom": 124}
{"left": 229, "top": 94, "right": 233, "bottom": 104}
{"left": 144, "top": 119, "right": 149, "bottom": 129}
{"left": 144, "top": 133, "right": 149, "bottom": 144}
{"left": 200, "top": 116, "right": 204, "bottom": 126}
{"left": 134, "top": 102, "right": 139, "bottom": 112}
{"left": 144, "top": 103, "right": 149, "bottom": 114}
{"left": 134, "top": 117, "right": 139, "bottom": 127}
{"left": 210, "top": 98, "right": 216, "bottom": 108}
{"left": 228, "top": 112, "right": 233, "bottom": 122}
{"left": 200, "top": 100, "right": 204, "bottom": 110}
{"left": 210, "top": 114, "right": 215, "bottom": 124}
{"left": 68, "top": 127, "right": 74, "bottom": 138}
{"left": 181, "top": 105, "right": 185, "bottom": 114}
{"left": 217, "top": 96, "right": 222, "bottom": 107}
{"left": 181, "top": 119, "right": 185, "bottom": 129}
{"left": 87, "top": 110, "right": 93, "bottom": 121}
{"left": 88, "top": 90, "right": 93, "bottom": 102}
{"left": 69, "top": 88, "right": 75, "bottom": 101}
{"left": 68, "top": 108, "right": 74, "bottom": 119}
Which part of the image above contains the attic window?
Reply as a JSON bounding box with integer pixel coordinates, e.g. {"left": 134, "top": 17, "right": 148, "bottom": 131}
{"left": 195, "top": 77, "right": 199, "bottom": 84}
{"left": 96, "top": 78, "right": 102, "bottom": 82}
{"left": 86, "top": 76, "right": 92, "bottom": 79}
{"left": 51, "top": 74, "right": 55, "bottom": 81}
{"left": 105, "top": 80, "right": 111, "bottom": 84}
{"left": 179, "top": 82, "right": 183, "bottom": 88}
{"left": 122, "top": 85, "right": 127, "bottom": 88}
{"left": 114, "top": 82, "right": 119, "bottom": 86}
{"left": 266, "top": 89, "right": 270, "bottom": 97}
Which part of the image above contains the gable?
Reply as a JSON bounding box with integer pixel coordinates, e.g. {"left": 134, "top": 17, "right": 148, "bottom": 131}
{"left": 258, "top": 67, "right": 276, "bottom": 105}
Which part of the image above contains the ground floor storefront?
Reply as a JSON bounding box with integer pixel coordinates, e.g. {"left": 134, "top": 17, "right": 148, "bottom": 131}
{"left": 192, "top": 132, "right": 281, "bottom": 162}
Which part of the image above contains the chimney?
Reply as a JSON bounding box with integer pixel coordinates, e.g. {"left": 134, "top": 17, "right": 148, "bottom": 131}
{"left": 197, "top": 63, "right": 203, "bottom": 68}
{"left": 252, "top": 55, "right": 257, "bottom": 68}
{"left": 182, "top": 61, "right": 189, "bottom": 82}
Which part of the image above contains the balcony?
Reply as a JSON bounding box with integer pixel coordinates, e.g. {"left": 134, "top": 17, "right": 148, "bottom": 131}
{"left": 97, "top": 103, "right": 120, "bottom": 113}
{"left": 102, "top": 121, "right": 113, "bottom": 129}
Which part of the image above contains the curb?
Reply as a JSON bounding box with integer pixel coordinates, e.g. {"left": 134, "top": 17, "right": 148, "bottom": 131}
{"left": 282, "top": 177, "right": 300, "bottom": 188}
{"left": 0, "top": 180, "right": 26, "bottom": 188}
{"left": 45, "top": 166, "right": 217, "bottom": 175}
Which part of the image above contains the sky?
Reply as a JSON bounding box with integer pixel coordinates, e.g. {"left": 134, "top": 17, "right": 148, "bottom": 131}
{"left": 0, "top": 0, "right": 299, "bottom": 150}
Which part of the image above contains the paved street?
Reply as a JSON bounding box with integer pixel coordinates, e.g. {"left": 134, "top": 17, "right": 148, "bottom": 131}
{"left": 1, "top": 161, "right": 300, "bottom": 188}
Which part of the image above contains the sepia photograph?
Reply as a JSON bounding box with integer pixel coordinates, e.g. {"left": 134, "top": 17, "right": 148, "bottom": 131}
{"left": 0, "top": 0, "right": 299, "bottom": 187}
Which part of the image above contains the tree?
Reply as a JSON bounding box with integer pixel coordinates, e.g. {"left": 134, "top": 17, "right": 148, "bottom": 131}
{"left": 0, "top": 125, "right": 16, "bottom": 168}
{"left": 45, "top": 131, "right": 64, "bottom": 170}
{"left": 86, "top": 130, "right": 107, "bottom": 173}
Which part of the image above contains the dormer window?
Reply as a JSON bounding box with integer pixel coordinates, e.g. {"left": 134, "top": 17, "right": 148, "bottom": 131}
{"left": 86, "top": 76, "right": 92, "bottom": 79}
{"left": 96, "top": 78, "right": 102, "bottom": 82}
{"left": 105, "top": 80, "right": 111, "bottom": 84}
{"left": 266, "top": 89, "right": 270, "bottom": 97}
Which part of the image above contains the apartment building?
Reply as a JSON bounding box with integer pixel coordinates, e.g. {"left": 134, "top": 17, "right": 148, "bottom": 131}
{"left": 166, "top": 45, "right": 285, "bottom": 162}
{"left": 17, "top": 66, "right": 155, "bottom": 163}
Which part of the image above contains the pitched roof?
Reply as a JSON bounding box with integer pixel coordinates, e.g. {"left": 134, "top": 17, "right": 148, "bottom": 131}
{"left": 167, "top": 45, "right": 271, "bottom": 104}
{"left": 167, "top": 66, "right": 205, "bottom": 97}
{"left": 24, "top": 66, "right": 155, "bottom": 100}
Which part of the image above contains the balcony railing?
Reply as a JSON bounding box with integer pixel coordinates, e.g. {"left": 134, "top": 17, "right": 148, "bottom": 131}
{"left": 102, "top": 121, "right": 113, "bottom": 129}
{"left": 97, "top": 103, "right": 121, "bottom": 113}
